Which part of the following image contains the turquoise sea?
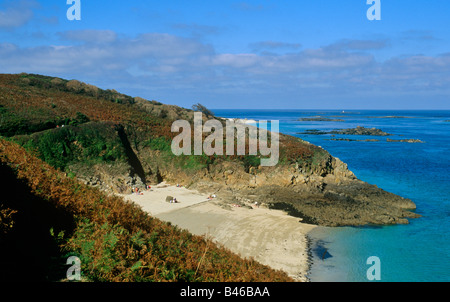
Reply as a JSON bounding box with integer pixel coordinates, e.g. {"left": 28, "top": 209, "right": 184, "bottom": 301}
{"left": 213, "top": 109, "right": 450, "bottom": 282}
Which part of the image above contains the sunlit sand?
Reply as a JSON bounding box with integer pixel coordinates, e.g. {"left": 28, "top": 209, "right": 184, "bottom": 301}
{"left": 121, "top": 182, "right": 315, "bottom": 281}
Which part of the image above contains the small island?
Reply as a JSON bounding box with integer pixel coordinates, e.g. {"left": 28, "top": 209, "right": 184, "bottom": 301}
{"left": 297, "top": 126, "right": 392, "bottom": 136}
{"left": 297, "top": 129, "right": 328, "bottom": 135}
{"left": 387, "top": 138, "right": 424, "bottom": 143}
{"left": 326, "top": 138, "right": 380, "bottom": 142}
{"left": 330, "top": 126, "right": 392, "bottom": 136}
{"left": 298, "top": 126, "right": 424, "bottom": 143}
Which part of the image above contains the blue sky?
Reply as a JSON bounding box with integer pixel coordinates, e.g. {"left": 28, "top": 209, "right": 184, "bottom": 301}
{"left": 1, "top": 0, "right": 449, "bottom": 109}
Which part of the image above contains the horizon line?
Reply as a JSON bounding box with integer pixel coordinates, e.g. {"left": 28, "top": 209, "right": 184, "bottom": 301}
{"left": 210, "top": 108, "right": 450, "bottom": 111}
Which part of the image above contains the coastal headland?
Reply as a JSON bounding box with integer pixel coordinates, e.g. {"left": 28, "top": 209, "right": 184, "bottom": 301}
{"left": 0, "top": 73, "right": 421, "bottom": 282}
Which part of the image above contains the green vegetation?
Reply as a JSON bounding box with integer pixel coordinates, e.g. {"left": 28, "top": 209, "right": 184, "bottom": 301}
{"left": 0, "top": 105, "right": 60, "bottom": 137}
{"left": 19, "top": 73, "right": 136, "bottom": 105}
{"left": 0, "top": 138, "right": 293, "bottom": 282}
{"left": 1, "top": 73, "right": 322, "bottom": 175}
{"left": 0, "top": 73, "right": 335, "bottom": 281}
{"left": 16, "top": 122, "right": 125, "bottom": 171}
{"left": 192, "top": 103, "right": 215, "bottom": 117}
{"left": 143, "top": 136, "right": 172, "bottom": 152}
{"left": 242, "top": 155, "right": 260, "bottom": 171}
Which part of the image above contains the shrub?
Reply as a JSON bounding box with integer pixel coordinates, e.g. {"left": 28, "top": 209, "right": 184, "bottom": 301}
{"left": 21, "top": 122, "right": 126, "bottom": 171}
{"left": 242, "top": 155, "right": 260, "bottom": 170}
{"left": 69, "top": 112, "right": 90, "bottom": 126}
{"left": 192, "top": 103, "right": 214, "bottom": 117}
{"left": 143, "top": 136, "right": 171, "bottom": 152}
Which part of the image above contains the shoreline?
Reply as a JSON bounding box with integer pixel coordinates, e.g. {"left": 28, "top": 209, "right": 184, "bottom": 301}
{"left": 120, "top": 182, "right": 316, "bottom": 282}
{"left": 306, "top": 226, "right": 344, "bottom": 282}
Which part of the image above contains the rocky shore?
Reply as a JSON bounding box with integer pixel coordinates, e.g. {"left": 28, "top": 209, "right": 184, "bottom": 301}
{"left": 158, "top": 150, "right": 421, "bottom": 227}
{"left": 79, "top": 131, "right": 421, "bottom": 228}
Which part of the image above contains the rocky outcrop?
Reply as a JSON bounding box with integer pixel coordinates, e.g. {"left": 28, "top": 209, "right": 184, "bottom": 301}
{"left": 151, "top": 151, "right": 419, "bottom": 227}
{"left": 330, "top": 126, "right": 392, "bottom": 136}
{"left": 67, "top": 162, "right": 147, "bottom": 194}
{"left": 387, "top": 138, "right": 424, "bottom": 143}
{"left": 65, "top": 121, "right": 419, "bottom": 227}
{"left": 298, "top": 126, "right": 393, "bottom": 137}
{"left": 66, "top": 127, "right": 419, "bottom": 227}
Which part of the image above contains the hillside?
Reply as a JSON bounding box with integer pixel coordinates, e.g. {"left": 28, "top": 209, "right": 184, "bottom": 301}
{"left": 0, "top": 73, "right": 420, "bottom": 229}
{"left": 0, "top": 138, "right": 293, "bottom": 282}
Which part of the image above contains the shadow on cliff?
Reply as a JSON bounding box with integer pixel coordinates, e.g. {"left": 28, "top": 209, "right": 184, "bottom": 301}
{"left": 115, "top": 125, "right": 147, "bottom": 184}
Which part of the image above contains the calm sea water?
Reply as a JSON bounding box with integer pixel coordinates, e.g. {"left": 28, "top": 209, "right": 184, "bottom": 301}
{"left": 213, "top": 109, "right": 450, "bottom": 282}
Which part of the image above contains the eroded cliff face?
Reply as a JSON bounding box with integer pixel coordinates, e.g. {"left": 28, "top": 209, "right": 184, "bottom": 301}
{"left": 133, "top": 147, "right": 420, "bottom": 227}
{"left": 72, "top": 132, "right": 419, "bottom": 227}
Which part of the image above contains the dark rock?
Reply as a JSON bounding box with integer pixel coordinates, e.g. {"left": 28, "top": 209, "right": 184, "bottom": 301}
{"left": 386, "top": 138, "right": 424, "bottom": 143}
{"left": 297, "top": 129, "right": 328, "bottom": 135}
{"left": 330, "top": 126, "right": 392, "bottom": 136}
{"left": 326, "top": 138, "right": 380, "bottom": 142}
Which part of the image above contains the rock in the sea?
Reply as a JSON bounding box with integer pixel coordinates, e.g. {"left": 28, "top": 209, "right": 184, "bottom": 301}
{"left": 326, "top": 138, "right": 380, "bottom": 142}
{"left": 387, "top": 138, "right": 424, "bottom": 143}
{"left": 297, "top": 129, "right": 328, "bottom": 135}
{"left": 330, "top": 126, "right": 392, "bottom": 136}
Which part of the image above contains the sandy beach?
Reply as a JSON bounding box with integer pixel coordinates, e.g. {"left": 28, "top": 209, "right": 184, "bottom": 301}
{"left": 121, "top": 182, "right": 316, "bottom": 281}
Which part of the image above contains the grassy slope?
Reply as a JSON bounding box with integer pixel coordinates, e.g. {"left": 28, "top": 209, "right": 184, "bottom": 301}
{"left": 0, "top": 73, "right": 302, "bottom": 282}
{"left": 0, "top": 73, "right": 322, "bottom": 173}
{"left": 0, "top": 138, "right": 293, "bottom": 282}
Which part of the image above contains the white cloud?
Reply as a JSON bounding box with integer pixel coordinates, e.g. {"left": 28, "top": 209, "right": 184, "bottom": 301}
{"left": 326, "top": 39, "right": 389, "bottom": 51}
{"left": 57, "top": 30, "right": 118, "bottom": 44}
{"left": 0, "top": 0, "right": 37, "bottom": 29}
{"left": 250, "top": 41, "right": 302, "bottom": 52}
{"left": 1, "top": 31, "right": 449, "bottom": 107}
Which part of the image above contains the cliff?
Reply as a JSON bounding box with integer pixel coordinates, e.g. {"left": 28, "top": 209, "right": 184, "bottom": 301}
{"left": 153, "top": 144, "right": 419, "bottom": 226}
{"left": 0, "top": 73, "right": 420, "bottom": 227}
